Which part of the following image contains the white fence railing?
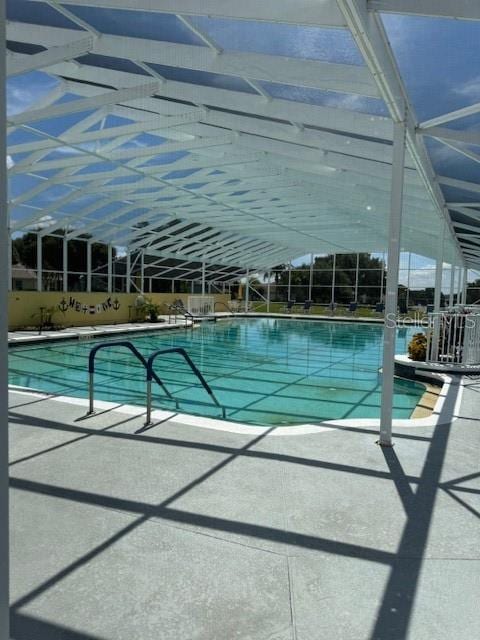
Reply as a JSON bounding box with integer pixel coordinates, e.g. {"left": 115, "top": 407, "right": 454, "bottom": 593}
{"left": 426, "top": 312, "right": 480, "bottom": 365}
{"left": 187, "top": 295, "right": 215, "bottom": 316}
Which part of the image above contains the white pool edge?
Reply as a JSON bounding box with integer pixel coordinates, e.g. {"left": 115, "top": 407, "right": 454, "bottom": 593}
{"left": 9, "top": 370, "right": 463, "bottom": 437}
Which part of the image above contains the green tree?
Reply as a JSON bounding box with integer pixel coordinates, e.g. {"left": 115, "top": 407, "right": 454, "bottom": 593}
{"left": 273, "top": 254, "right": 386, "bottom": 304}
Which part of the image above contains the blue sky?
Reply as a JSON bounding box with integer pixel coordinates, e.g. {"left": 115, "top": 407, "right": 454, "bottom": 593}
{"left": 6, "top": 7, "right": 480, "bottom": 283}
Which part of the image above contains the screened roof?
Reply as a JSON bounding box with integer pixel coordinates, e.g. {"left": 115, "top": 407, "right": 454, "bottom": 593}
{"left": 6, "top": 1, "right": 480, "bottom": 273}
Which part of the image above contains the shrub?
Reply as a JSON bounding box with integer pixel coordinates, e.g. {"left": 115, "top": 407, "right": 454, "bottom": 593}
{"left": 408, "top": 332, "right": 427, "bottom": 361}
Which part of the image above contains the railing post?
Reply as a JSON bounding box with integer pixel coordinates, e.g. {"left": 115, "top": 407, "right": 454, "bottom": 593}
{"left": 145, "top": 378, "right": 152, "bottom": 426}
{"left": 88, "top": 371, "right": 94, "bottom": 414}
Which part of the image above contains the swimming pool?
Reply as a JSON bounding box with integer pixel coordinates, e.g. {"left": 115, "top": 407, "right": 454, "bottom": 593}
{"left": 9, "top": 318, "right": 425, "bottom": 425}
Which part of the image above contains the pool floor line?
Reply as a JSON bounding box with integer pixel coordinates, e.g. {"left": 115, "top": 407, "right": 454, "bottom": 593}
{"left": 8, "top": 357, "right": 430, "bottom": 426}
{"left": 10, "top": 346, "right": 421, "bottom": 423}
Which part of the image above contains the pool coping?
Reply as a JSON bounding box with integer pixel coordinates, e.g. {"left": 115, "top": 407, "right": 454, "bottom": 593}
{"left": 8, "top": 370, "right": 462, "bottom": 437}
{"left": 8, "top": 312, "right": 424, "bottom": 347}
{"left": 7, "top": 319, "right": 193, "bottom": 347}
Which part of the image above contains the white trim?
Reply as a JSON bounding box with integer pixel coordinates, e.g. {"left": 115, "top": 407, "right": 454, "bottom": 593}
{"left": 7, "top": 373, "right": 463, "bottom": 436}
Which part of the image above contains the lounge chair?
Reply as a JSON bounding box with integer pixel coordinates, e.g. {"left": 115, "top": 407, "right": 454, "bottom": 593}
{"left": 284, "top": 300, "right": 295, "bottom": 313}
{"left": 398, "top": 300, "right": 408, "bottom": 315}
{"left": 348, "top": 301, "right": 358, "bottom": 314}
{"left": 375, "top": 302, "right": 385, "bottom": 314}
{"left": 303, "top": 300, "right": 313, "bottom": 314}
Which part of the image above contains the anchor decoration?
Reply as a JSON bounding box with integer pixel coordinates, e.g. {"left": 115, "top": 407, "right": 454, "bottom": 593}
{"left": 57, "top": 295, "right": 121, "bottom": 315}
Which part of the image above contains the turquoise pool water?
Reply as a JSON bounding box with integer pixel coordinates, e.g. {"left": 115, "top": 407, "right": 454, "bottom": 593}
{"left": 8, "top": 318, "right": 425, "bottom": 425}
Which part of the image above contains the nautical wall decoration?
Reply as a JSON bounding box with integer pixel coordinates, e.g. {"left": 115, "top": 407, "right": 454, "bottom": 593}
{"left": 58, "top": 296, "right": 121, "bottom": 315}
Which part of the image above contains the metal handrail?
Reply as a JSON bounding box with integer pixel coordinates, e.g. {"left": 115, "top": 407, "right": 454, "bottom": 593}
{"left": 145, "top": 347, "right": 226, "bottom": 425}
{"left": 86, "top": 341, "right": 176, "bottom": 415}
{"left": 168, "top": 303, "right": 194, "bottom": 328}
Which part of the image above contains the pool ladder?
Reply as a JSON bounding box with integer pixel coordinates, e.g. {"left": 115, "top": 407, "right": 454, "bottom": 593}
{"left": 85, "top": 340, "right": 226, "bottom": 426}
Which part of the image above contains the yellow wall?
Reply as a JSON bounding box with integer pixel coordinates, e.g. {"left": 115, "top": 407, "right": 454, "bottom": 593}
{"left": 8, "top": 291, "right": 231, "bottom": 329}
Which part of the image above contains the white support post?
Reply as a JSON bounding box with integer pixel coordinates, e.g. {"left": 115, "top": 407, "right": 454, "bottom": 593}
{"left": 140, "top": 250, "right": 145, "bottom": 294}
{"left": 331, "top": 253, "right": 336, "bottom": 306}
{"left": 380, "top": 252, "right": 386, "bottom": 304}
{"left": 288, "top": 262, "right": 292, "bottom": 301}
{"left": 433, "top": 223, "right": 445, "bottom": 315}
{"left": 149, "top": 277, "right": 152, "bottom": 294}
{"left": 107, "top": 244, "right": 112, "bottom": 293}
{"left": 379, "top": 119, "right": 407, "bottom": 447}
{"left": 0, "top": 1, "right": 10, "bottom": 633}
{"left": 171, "top": 279, "right": 175, "bottom": 294}
{"left": 267, "top": 271, "right": 271, "bottom": 312}
{"left": 63, "top": 236, "right": 68, "bottom": 293}
{"left": 86, "top": 241, "right": 92, "bottom": 293}
{"left": 126, "top": 249, "right": 131, "bottom": 294}
{"left": 245, "top": 268, "right": 250, "bottom": 312}
{"left": 7, "top": 230, "right": 11, "bottom": 292}
{"left": 406, "top": 251, "right": 411, "bottom": 310}
{"left": 354, "top": 253, "right": 359, "bottom": 303}
{"left": 191, "top": 280, "right": 194, "bottom": 294}
{"left": 457, "top": 266, "right": 463, "bottom": 306}
{"left": 308, "top": 253, "right": 314, "bottom": 300}
{"left": 201, "top": 261, "right": 206, "bottom": 295}
{"left": 463, "top": 267, "right": 468, "bottom": 304}
{"left": 431, "top": 222, "right": 446, "bottom": 361}
{"left": 449, "top": 264, "right": 455, "bottom": 308}
{"left": 37, "top": 232, "right": 42, "bottom": 292}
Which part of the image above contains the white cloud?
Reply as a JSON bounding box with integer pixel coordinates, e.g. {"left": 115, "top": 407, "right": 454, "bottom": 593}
{"left": 454, "top": 75, "right": 480, "bottom": 101}
{"left": 6, "top": 155, "right": 14, "bottom": 169}
{"left": 28, "top": 215, "right": 55, "bottom": 230}
{"left": 7, "top": 72, "right": 59, "bottom": 116}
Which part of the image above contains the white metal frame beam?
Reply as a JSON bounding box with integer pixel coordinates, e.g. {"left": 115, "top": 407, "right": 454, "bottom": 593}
{"left": 29, "top": 0, "right": 347, "bottom": 28}
{"left": 336, "top": 0, "right": 463, "bottom": 262}
{"left": 7, "top": 80, "right": 161, "bottom": 127}
{"left": 7, "top": 36, "right": 94, "bottom": 77}
{"left": 368, "top": 0, "right": 480, "bottom": 21}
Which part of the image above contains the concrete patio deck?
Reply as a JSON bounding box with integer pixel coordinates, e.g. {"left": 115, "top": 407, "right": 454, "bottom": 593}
{"left": 8, "top": 376, "right": 479, "bottom": 640}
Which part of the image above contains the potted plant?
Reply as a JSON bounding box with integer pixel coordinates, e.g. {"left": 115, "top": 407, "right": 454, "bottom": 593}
{"left": 31, "top": 305, "right": 59, "bottom": 332}
{"left": 408, "top": 332, "right": 427, "bottom": 361}
{"left": 145, "top": 301, "right": 161, "bottom": 322}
